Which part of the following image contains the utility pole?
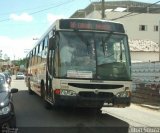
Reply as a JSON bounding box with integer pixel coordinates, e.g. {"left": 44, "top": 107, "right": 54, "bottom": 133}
{"left": 101, "top": 0, "right": 105, "bottom": 19}
{"left": 159, "top": 20, "right": 160, "bottom": 61}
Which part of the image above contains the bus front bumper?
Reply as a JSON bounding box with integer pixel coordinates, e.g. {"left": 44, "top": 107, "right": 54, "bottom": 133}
{"left": 54, "top": 94, "right": 131, "bottom": 108}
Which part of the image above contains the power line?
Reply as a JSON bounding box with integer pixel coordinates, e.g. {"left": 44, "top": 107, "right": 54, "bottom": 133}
{"left": 0, "top": 0, "right": 74, "bottom": 17}
{"left": 111, "top": 1, "right": 160, "bottom": 21}
{"left": 30, "top": 0, "right": 74, "bottom": 15}
{"left": 0, "top": 0, "right": 75, "bottom": 23}
{"left": 0, "top": 1, "right": 58, "bottom": 16}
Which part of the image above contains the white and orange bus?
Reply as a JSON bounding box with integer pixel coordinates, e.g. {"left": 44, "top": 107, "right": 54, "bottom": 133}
{"left": 25, "top": 18, "right": 132, "bottom": 111}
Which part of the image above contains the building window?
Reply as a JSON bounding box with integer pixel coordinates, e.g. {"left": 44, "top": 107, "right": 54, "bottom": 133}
{"left": 154, "top": 25, "right": 158, "bottom": 32}
{"left": 139, "top": 25, "right": 147, "bottom": 31}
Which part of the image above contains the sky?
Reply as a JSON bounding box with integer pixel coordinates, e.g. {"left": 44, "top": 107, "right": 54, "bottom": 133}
{"left": 0, "top": 0, "right": 159, "bottom": 60}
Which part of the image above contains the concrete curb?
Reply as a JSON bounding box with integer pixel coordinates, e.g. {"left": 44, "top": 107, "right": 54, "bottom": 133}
{"left": 139, "top": 104, "right": 160, "bottom": 110}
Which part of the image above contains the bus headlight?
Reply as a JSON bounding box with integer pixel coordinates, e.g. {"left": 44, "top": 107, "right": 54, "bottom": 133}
{"left": 0, "top": 105, "right": 10, "bottom": 115}
{"left": 61, "top": 90, "right": 76, "bottom": 96}
{"left": 116, "top": 91, "right": 131, "bottom": 98}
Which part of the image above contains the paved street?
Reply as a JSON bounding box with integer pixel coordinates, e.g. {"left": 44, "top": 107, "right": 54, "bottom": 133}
{"left": 10, "top": 76, "right": 160, "bottom": 133}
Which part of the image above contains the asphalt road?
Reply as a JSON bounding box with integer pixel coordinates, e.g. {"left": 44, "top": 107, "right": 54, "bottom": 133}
{"left": 10, "top": 77, "right": 160, "bottom": 133}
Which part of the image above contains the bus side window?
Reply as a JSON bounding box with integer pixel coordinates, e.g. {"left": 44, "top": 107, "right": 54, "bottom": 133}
{"left": 48, "top": 50, "right": 54, "bottom": 76}
{"left": 26, "top": 54, "right": 29, "bottom": 68}
{"left": 41, "top": 37, "right": 48, "bottom": 62}
{"left": 44, "top": 37, "right": 48, "bottom": 55}
{"left": 34, "top": 46, "right": 38, "bottom": 65}
{"left": 30, "top": 51, "right": 33, "bottom": 66}
{"left": 48, "top": 30, "right": 56, "bottom": 76}
{"left": 37, "top": 44, "right": 40, "bottom": 63}
{"left": 49, "top": 30, "right": 57, "bottom": 50}
{"left": 39, "top": 42, "right": 43, "bottom": 62}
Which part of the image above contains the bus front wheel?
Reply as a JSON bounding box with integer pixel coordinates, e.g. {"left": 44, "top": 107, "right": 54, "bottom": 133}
{"left": 41, "top": 86, "right": 52, "bottom": 109}
{"left": 44, "top": 98, "right": 52, "bottom": 110}
{"left": 28, "top": 87, "right": 33, "bottom": 95}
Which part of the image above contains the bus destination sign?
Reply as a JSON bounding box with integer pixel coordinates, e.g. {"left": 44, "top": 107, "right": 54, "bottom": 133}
{"left": 59, "top": 19, "right": 125, "bottom": 33}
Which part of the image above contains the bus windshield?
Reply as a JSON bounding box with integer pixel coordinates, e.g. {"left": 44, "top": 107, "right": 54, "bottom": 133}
{"left": 57, "top": 31, "right": 131, "bottom": 81}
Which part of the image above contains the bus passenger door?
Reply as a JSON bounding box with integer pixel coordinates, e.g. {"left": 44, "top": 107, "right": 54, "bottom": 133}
{"left": 46, "top": 30, "right": 55, "bottom": 102}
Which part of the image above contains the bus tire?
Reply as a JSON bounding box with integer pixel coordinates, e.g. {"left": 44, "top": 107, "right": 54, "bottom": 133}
{"left": 40, "top": 81, "right": 45, "bottom": 99}
{"left": 28, "top": 87, "right": 33, "bottom": 95}
{"left": 52, "top": 98, "right": 58, "bottom": 109}
{"left": 45, "top": 102, "right": 52, "bottom": 110}
{"left": 44, "top": 97, "right": 52, "bottom": 110}
{"left": 42, "top": 88, "right": 52, "bottom": 109}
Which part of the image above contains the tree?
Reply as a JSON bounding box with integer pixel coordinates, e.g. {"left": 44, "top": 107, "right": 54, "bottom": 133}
{"left": 3, "top": 54, "right": 10, "bottom": 61}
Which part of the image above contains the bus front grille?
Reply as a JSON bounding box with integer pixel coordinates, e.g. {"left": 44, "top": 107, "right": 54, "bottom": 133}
{"left": 68, "top": 83, "right": 123, "bottom": 89}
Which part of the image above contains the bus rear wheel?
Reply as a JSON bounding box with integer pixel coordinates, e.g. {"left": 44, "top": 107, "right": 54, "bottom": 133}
{"left": 40, "top": 83, "right": 45, "bottom": 99}
{"left": 28, "top": 78, "right": 33, "bottom": 95}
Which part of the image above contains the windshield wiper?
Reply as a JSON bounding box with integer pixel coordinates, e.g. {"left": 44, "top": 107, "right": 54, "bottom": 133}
{"left": 101, "top": 32, "right": 113, "bottom": 56}
{"left": 74, "top": 30, "right": 95, "bottom": 57}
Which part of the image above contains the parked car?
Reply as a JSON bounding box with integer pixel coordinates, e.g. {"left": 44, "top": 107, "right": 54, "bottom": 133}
{"left": 3, "top": 72, "right": 12, "bottom": 86}
{"left": 16, "top": 72, "right": 25, "bottom": 80}
{"left": 0, "top": 73, "right": 18, "bottom": 128}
